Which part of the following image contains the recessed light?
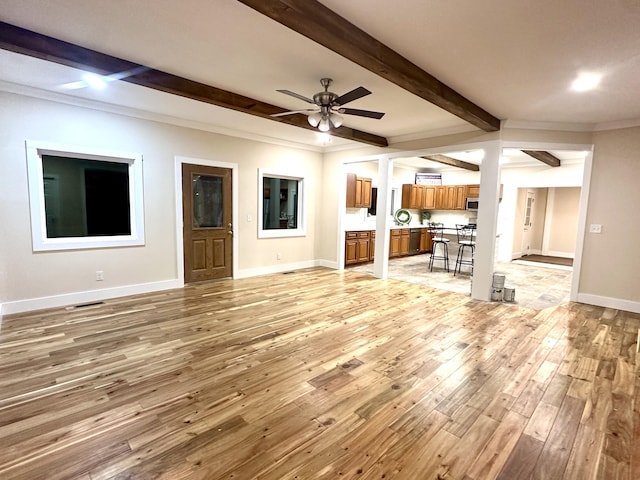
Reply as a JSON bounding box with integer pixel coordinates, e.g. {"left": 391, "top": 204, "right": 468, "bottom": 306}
{"left": 571, "top": 72, "right": 601, "bottom": 92}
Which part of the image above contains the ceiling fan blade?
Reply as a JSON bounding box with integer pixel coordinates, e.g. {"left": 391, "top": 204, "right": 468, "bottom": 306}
{"left": 276, "top": 89, "right": 315, "bottom": 104}
{"left": 334, "top": 86, "right": 371, "bottom": 105}
{"left": 270, "top": 109, "right": 317, "bottom": 117}
{"left": 341, "top": 108, "right": 385, "bottom": 119}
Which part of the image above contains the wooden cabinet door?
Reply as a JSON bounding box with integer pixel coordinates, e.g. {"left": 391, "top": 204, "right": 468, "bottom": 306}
{"left": 435, "top": 186, "right": 447, "bottom": 209}
{"left": 400, "top": 230, "right": 410, "bottom": 256}
{"left": 401, "top": 184, "right": 423, "bottom": 209}
{"left": 419, "top": 229, "right": 432, "bottom": 252}
{"left": 422, "top": 186, "right": 436, "bottom": 209}
{"left": 360, "top": 178, "right": 372, "bottom": 208}
{"left": 356, "top": 232, "right": 370, "bottom": 263}
{"left": 347, "top": 175, "right": 373, "bottom": 208}
{"left": 345, "top": 239, "right": 358, "bottom": 265}
{"left": 389, "top": 230, "right": 401, "bottom": 257}
{"left": 454, "top": 185, "right": 466, "bottom": 209}
{"left": 467, "top": 184, "right": 480, "bottom": 197}
{"left": 345, "top": 231, "right": 359, "bottom": 265}
{"left": 346, "top": 173, "right": 357, "bottom": 208}
{"left": 355, "top": 177, "right": 364, "bottom": 207}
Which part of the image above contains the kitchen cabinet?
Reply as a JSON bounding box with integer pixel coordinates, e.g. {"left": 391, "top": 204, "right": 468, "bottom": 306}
{"left": 399, "top": 229, "right": 410, "bottom": 256}
{"left": 347, "top": 227, "right": 430, "bottom": 266}
{"left": 389, "top": 229, "right": 410, "bottom": 257}
{"left": 345, "top": 231, "right": 373, "bottom": 265}
{"left": 467, "top": 184, "right": 480, "bottom": 197}
{"left": 422, "top": 186, "right": 437, "bottom": 209}
{"left": 401, "top": 184, "right": 423, "bottom": 209}
{"left": 435, "top": 186, "right": 447, "bottom": 209}
{"left": 389, "top": 229, "right": 402, "bottom": 258}
{"left": 420, "top": 229, "right": 432, "bottom": 252}
{"left": 346, "top": 173, "right": 372, "bottom": 208}
{"left": 444, "top": 185, "right": 466, "bottom": 210}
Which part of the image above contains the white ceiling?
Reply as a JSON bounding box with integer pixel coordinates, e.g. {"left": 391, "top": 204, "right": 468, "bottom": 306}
{"left": 1, "top": 0, "right": 639, "bottom": 157}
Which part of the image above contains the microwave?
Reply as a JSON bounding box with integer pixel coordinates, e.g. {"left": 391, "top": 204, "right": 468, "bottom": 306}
{"left": 465, "top": 197, "right": 479, "bottom": 211}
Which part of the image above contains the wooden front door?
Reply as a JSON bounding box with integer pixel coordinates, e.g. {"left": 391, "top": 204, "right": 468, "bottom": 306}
{"left": 182, "top": 163, "right": 232, "bottom": 283}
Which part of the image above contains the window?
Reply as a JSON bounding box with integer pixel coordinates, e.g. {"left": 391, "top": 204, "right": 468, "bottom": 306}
{"left": 258, "top": 169, "right": 305, "bottom": 238}
{"left": 26, "top": 140, "right": 144, "bottom": 251}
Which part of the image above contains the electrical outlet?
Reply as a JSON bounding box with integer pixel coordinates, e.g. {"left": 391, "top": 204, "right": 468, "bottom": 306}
{"left": 589, "top": 224, "right": 602, "bottom": 234}
{"left": 96, "top": 270, "right": 104, "bottom": 281}
{"left": 247, "top": 214, "right": 253, "bottom": 222}
{"left": 277, "top": 253, "right": 281, "bottom": 261}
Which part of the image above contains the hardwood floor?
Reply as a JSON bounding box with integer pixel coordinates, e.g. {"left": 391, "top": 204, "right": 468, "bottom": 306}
{"left": 0, "top": 267, "right": 638, "bottom": 479}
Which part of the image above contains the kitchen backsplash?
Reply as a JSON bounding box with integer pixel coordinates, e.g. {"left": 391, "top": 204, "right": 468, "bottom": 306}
{"left": 344, "top": 208, "right": 475, "bottom": 231}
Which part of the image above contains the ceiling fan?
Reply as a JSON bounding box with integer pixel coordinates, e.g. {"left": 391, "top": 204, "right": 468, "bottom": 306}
{"left": 271, "top": 78, "right": 385, "bottom": 132}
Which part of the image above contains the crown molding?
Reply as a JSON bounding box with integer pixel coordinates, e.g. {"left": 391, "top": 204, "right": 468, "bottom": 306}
{"left": 0, "top": 80, "right": 329, "bottom": 153}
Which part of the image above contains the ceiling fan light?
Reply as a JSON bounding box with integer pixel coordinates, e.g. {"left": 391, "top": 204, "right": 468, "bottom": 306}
{"left": 318, "top": 116, "right": 331, "bottom": 132}
{"left": 329, "top": 112, "right": 343, "bottom": 128}
{"left": 307, "top": 112, "right": 322, "bottom": 127}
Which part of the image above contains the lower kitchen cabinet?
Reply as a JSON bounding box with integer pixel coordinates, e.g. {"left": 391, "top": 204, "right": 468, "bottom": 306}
{"left": 345, "top": 231, "right": 373, "bottom": 266}
{"left": 346, "top": 228, "right": 430, "bottom": 266}
{"left": 420, "top": 229, "right": 432, "bottom": 252}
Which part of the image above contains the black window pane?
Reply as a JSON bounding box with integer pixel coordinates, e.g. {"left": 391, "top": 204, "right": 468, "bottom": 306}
{"left": 42, "top": 155, "right": 131, "bottom": 238}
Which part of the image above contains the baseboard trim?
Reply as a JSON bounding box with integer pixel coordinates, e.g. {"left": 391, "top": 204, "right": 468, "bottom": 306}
{"left": 1, "top": 279, "right": 183, "bottom": 316}
{"left": 541, "top": 250, "right": 574, "bottom": 259}
{"left": 234, "top": 260, "right": 333, "bottom": 279}
{"left": 1, "top": 261, "right": 343, "bottom": 316}
{"left": 577, "top": 293, "right": 640, "bottom": 314}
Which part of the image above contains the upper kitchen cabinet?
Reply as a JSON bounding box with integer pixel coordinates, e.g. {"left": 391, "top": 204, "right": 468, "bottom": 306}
{"left": 446, "top": 185, "right": 467, "bottom": 210}
{"left": 466, "top": 184, "right": 480, "bottom": 197}
{"left": 346, "top": 173, "right": 372, "bottom": 208}
{"left": 401, "top": 184, "right": 424, "bottom": 209}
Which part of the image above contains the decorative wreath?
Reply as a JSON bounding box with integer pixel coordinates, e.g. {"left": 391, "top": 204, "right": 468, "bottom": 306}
{"left": 394, "top": 209, "right": 412, "bottom": 225}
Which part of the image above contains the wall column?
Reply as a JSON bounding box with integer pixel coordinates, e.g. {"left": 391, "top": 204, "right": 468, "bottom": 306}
{"left": 373, "top": 157, "right": 393, "bottom": 279}
{"left": 472, "top": 141, "right": 502, "bottom": 300}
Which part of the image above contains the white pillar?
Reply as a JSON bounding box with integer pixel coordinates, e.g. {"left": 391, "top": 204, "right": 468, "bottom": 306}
{"left": 472, "top": 141, "right": 502, "bottom": 300}
{"left": 373, "top": 157, "right": 393, "bottom": 279}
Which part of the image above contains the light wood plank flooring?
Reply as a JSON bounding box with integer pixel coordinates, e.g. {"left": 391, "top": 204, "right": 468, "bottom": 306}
{"left": 0, "top": 267, "right": 638, "bottom": 479}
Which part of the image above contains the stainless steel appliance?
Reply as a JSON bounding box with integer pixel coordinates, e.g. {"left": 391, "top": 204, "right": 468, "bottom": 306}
{"left": 465, "top": 197, "right": 479, "bottom": 211}
{"left": 409, "top": 229, "right": 421, "bottom": 254}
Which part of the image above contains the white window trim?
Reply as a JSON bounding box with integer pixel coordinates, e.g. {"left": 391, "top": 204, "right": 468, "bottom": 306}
{"left": 25, "top": 140, "right": 145, "bottom": 251}
{"left": 258, "top": 168, "right": 306, "bottom": 238}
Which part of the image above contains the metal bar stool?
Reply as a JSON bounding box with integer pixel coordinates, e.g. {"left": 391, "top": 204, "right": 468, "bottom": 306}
{"left": 454, "top": 224, "right": 475, "bottom": 276}
{"left": 428, "top": 222, "right": 450, "bottom": 272}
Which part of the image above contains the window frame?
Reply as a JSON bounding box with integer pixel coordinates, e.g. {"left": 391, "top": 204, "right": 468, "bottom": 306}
{"left": 26, "top": 140, "right": 145, "bottom": 251}
{"left": 257, "top": 168, "right": 306, "bottom": 239}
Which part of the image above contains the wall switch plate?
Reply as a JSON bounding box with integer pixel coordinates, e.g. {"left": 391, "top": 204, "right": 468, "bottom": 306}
{"left": 589, "top": 224, "right": 602, "bottom": 234}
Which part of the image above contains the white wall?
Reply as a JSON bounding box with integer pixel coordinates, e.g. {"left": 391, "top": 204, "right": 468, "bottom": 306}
{"left": 496, "top": 162, "right": 584, "bottom": 262}
{"left": 0, "top": 92, "right": 322, "bottom": 313}
{"left": 578, "top": 127, "right": 640, "bottom": 309}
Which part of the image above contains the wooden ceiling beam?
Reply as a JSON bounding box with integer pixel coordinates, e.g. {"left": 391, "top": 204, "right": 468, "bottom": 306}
{"left": 521, "top": 150, "right": 561, "bottom": 167}
{"left": 238, "top": 0, "right": 501, "bottom": 132}
{"left": 420, "top": 155, "right": 480, "bottom": 171}
{"left": 0, "top": 21, "right": 388, "bottom": 147}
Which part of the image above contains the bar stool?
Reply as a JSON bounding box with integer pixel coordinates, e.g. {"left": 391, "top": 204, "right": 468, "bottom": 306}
{"left": 454, "top": 224, "right": 475, "bottom": 276}
{"left": 428, "top": 222, "right": 449, "bottom": 272}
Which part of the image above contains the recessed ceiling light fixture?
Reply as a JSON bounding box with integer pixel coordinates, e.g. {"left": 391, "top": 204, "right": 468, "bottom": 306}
{"left": 571, "top": 72, "right": 602, "bottom": 92}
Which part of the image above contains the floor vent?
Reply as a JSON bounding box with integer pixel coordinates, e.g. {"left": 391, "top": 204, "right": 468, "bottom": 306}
{"left": 282, "top": 271, "right": 295, "bottom": 275}
{"left": 67, "top": 301, "right": 105, "bottom": 310}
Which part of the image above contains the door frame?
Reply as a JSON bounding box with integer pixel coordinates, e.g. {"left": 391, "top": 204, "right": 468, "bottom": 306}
{"left": 521, "top": 189, "right": 537, "bottom": 256}
{"left": 174, "top": 156, "right": 239, "bottom": 286}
